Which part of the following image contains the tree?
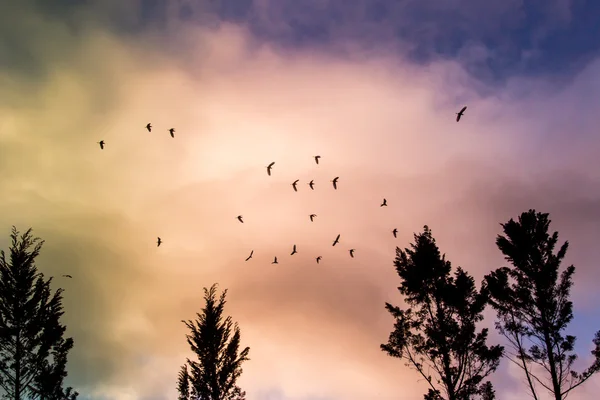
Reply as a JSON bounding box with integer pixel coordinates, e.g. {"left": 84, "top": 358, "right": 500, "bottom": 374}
{"left": 381, "top": 226, "right": 503, "bottom": 400}
{"left": 483, "top": 210, "right": 600, "bottom": 400}
{"left": 0, "top": 226, "right": 78, "bottom": 400}
{"left": 178, "top": 284, "right": 250, "bottom": 400}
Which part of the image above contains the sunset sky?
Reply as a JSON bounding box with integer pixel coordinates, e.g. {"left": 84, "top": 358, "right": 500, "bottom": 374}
{"left": 2, "top": 1, "right": 600, "bottom": 399}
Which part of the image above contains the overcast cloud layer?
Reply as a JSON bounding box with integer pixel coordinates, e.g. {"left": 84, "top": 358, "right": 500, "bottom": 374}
{"left": 1, "top": 1, "right": 600, "bottom": 399}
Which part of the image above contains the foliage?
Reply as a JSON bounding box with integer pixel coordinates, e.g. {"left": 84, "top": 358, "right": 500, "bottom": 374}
{"left": 484, "top": 210, "right": 600, "bottom": 400}
{"left": 382, "top": 226, "right": 503, "bottom": 400}
{"left": 178, "top": 284, "right": 250, "bottom": 400}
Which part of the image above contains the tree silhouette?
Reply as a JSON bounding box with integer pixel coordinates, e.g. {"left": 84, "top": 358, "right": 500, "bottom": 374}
{"left": 382, "top": 226, "right": 503, "bottom": 400}
{"left": 178, "top": 284, "right": 250, "bottom": 400}
{"left": 0, "top": 227, "right": 78, "bottom": 400}
{"left": 483, "top": 210, "right": 600, "bottom": 400}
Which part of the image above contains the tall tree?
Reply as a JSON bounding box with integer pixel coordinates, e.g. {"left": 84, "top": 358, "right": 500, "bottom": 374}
{"left": 382, "top": 226, "right": 503, "bottom": 400}
{"left": 484, "top": 210, "right": 600, "bottom": 400}
{"left": 178, "top": 284, "right": 250, "bottom": 400}
{"left": 0, "top": 226, "right": 78, "bottom": 400}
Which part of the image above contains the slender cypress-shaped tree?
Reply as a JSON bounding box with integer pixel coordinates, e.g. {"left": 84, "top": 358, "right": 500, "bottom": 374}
{"left": 178, "top": 284, "right": 250, "bottom": 400}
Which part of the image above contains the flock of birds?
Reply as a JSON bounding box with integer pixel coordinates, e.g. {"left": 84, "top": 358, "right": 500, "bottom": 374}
{"left": 90, "top": 106, "right": 469, "bottom": 269}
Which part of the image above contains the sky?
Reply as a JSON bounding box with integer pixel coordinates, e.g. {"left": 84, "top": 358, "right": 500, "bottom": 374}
{"left": 1, "top": 0, "right": 600, "bottom": 399}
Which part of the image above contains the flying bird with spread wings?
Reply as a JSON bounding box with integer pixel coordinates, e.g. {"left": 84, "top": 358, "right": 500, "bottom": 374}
{"left": 349, "top": 249, "right": 355, "bottom": 258}
{"left": 169, "top": 128, "right": 175, "bottom": 138}
{"left": 266, "top": 162, "right": 275, "bottom": 176}
{"left": 381, "top": 198, "right": 387, "bottom": 207}
{"left": 308, "top": 180, "right": 315, "bottom": 190}
{"left": 291, "top": 180, "right": 299, "bottom": 192}
{"left": 456, "top": 106, "right": 467, "bottom": 122}
{"left": 245, "top": 250, "right": 253, "bottom": 261}
{"left": 290, "top": 245, "right": 298, "bottom": 255}
{"left": 237, "top": 215, "right": 244, "bottom": 223}
{"left": 157, "top": 237, "right": 162, "bottom": 247}
{"left": 392, "top": 228, "right": 398, "bottom": 238}
{"left": 309, "top": 214, "right": 317, "bottom": 222}
{"left": 146, "top": 123, "right": 152, "bottom": 132}
{"left": 316, "top": 256, "right": 322, "bottom": 264}
{"left": 331, "top": 177, "right": 339, "bottom": 190}
{"left": 332, "top": 234, "right": 340, "bottom": 246}
{"left": 314, "top": 155, "right": 321, "bottom": 164}
{"left": 272, "top": 256, "right": 278, "bottom": 264}
{"left": 62, "top": 275, "right": 72, "bottom": 279}
{"left": 97, "top": 140, "right": 105, "bottom": 149}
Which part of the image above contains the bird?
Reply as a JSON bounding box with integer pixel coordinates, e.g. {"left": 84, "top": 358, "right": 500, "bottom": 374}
{"left": 146, "top": 123, "right": 152, "bottom": 132}
{"left": 290, "top": 245, "right": 297, "bottom": 255}
{"left": 314, "top": 155, "right": 321, "bottom": 164}
{"left": 157, "top": 237, "right": 162, "bottom": 247}
{"left": 266, "top": 162, "right": 275, "bottom": 176}
{"left": 97, "top": 140, "right": 105, "bottom": 149}
{"left": 62, "top": 274, "right": 72, "bottom": 279}
{"left": 381, "top": 198, "right": 387, "bottom": 207}
{"left": 349, "top": 249, "right": 355, "bottom": 258}
{"left": 316, "top": 256, "right": 322, "bottom": 264}
{"left": 237, "top": 215, "right": 244, "bottom": 223}
{"left": 308, "top": 180, "right": 315, "bottom": 190}
{"left": 331, "top": 177, "right": 339, "bottom": 190}
{"left": 169, "top": 128, "right": 175, "bottom": 138}
{"left": 456, "top": 106, "right": 467, "bottom": 122}
{"left": 272, "top": 256, "right": 278, "bottom": 264}
{"left": 245, "top": 250, "right": 253, "bottom": 261}
{"left": 392, "top": 228, "right": 398, "bottom": 238}
{"left": 291, "top": 180, "right": 299, "bottom": 192}
{"left": 309, "top": 214, "right": 317, "bottom": 222}
{"left": 332, "top": 234, "right": 340, "bottom": 246}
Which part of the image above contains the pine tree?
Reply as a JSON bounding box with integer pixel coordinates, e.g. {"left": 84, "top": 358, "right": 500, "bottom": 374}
{"left": 484, "top": 210, "right": 600, "bottom": 400}
{"left": 178, "top": 284, "right": 250, "bottom": 400}
{"left": 177, "top": 365, "right": 190, "bottom": 400}
{"left": 381, "top": 226, "right": 503, "bottom": 400}
{"left": 0, "top": 226, "right": 78, "bottom": 400}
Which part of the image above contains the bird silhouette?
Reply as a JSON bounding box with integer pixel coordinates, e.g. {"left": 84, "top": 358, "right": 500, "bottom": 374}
{"left": 331, "top": 177, "right": 339, "bottom": 190}
{"left": 314, "top": 155, "right": 321, "bottom": 164}
{"left": 157, "top": 237, "right": 162, "bottom": 247}
{"left": 392, "top": 228, "right": 398, "bottom": 238}
{"left": 146, "top": 123, "right": 152, "bottom": 132}
{"left": 169, "top": 128, "right": 175, "bottom": 138}
{"left": 381, "top": 198, "right": 387, "bottom": 207}
{"left": 349, "top": 249, "right": 355, "bottom": 258}
{"left": 316, "top": 256, "right": 322, "bottom": 264}
{"left": 291, "top": 180, "right": 299, "bottom": 192}
{"left": 456, "top": 106, "right": 467, "bottom": 122}
{"left": 97, "top": 140, "right": 105, "bottom": 149}
{"left": 272, "top": 256, "right": 278, "bottom": 264}
{"left": 308, "top": 180, "right": 315, "bottom": 190}
{"left": 332, "top": 234, "right": 340, "bottom": 246}
{"left": 290, "top": 244, "right": 298, "bottom": 255}
{"left": 237, "top": 215, "right": 244, "bottom": 223}
{"left": 266, "top": 162, "right": 275, "bottom": 176}
{"left": 245, "top": 250, "right": 253, "bottom": 261}
{"left": 62, "top": 274, "right": 72, "bottom": 279}
{"left": 309, "top": 214, "right": 317, "bottom": 222}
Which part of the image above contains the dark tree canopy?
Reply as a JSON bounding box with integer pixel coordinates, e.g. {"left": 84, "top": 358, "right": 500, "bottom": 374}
{"left": 382, "top": 226, "right": 503, "bottom": 400}
{"left": 178, "top": 284, "right": 250, "bottom": 400}
{"left": 484, "top": 210, "right": 600, "bottom": 400}
{"left": 0, "top": 227, "right": 78, "bottom": 400}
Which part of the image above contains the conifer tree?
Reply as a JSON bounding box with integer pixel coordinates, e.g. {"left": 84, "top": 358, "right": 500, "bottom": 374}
{"left": 484, "top": 210, "right": 600, "bottom": 400}
{"left": 382, "top": 226, "right": 503, "bottom": 400}
{"left": 178, "top": 284, "right": 250, "bottom": 400}
{"left": 0, "top": 226, "right": 78, "bottom": 400}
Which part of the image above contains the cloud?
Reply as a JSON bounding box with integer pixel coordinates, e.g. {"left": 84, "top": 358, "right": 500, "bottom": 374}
{"left": 2, "top": 2, "right": 600, "bottom": 399}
